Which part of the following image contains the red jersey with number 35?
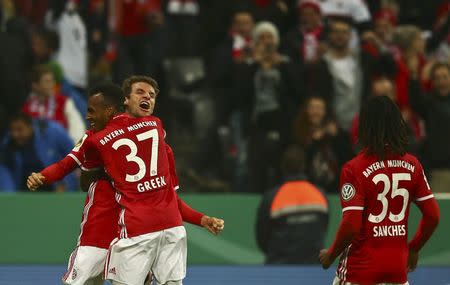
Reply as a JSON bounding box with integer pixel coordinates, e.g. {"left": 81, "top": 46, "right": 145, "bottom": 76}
{"left": 336, "top": 151, "right": 434, "bottom": 284}
{"left": 83, "top": 114, "right": 182, "bottom": 238}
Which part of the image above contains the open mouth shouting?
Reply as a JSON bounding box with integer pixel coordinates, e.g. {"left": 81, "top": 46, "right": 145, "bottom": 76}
{"left": 139, "top": 101, "right": 151, "bottom": 112}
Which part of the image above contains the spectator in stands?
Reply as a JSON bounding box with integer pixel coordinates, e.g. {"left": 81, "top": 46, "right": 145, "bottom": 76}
{"left": 256, "top": 145, "right": 328, "bottom": 264}
{"left": 322, "top": 18, "right": 363, "bottom": 131}
{"left": 350, "top": 76, "right": 421, "bottom": 154}
{"left": 282, "top": 0, "right": 324, "bottom": 65}
{"left": 31, "top": 27, "right": 88, "bottom": 117}
{"left": 393, "top": 25, "right": 428, "bottom": 109}
{"left": 22, "top": 65, "right": 86, "bottom": 143}
{"left": 0, "top": 113, "right": 77, "bottom": 192}
{"left": 409, "top": 62, "right": 450, "bottom": 193}
{"left": 52, "top": 0, "right": 88, "bottom": 94}
{"left": 281, "top": 0, "right": 329, "bottom": 98}
{"left": 110, "top": 0, "right": 164, "bottom": 83}
{"left": 233, "top": 21, "right": 302, "bottom": 193}
{"left": 292, "top": 96, "right": 352, "bottom": 193}
{"left": 350, "top": 76, "right": 396, "bottom": 147}
{"left": 0, "top": 0, "right": 32, "bottom": 114}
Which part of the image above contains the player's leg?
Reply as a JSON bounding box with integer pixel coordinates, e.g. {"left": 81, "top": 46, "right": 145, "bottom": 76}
{"left": 144, "top": 272, "right": 154, "bottom": 285}
{"left": 152, "top": 226, "right": 187, "bottom": 285}
{"left": 105, "top": 232, "right": 161, "bottom": 285}
{"left": 62, "top": 246, "right": 108, "bottom": 285}
{"left": 85, "top": 274, "right": 104, "bottom": 285}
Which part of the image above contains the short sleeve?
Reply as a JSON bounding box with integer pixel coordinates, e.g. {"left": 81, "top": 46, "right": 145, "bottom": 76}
{"left": 82, "top": 137, "right": 103, "bottom": 171}
{"left": 340, "top": 163, "right": 365, "bottom": 212}
{"left": 413, "top": 159, "right": 434, "bottom": 203}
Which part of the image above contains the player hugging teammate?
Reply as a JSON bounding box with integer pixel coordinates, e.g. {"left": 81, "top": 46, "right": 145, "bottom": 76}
{"left": 28, "top": 77, "right": 224, "bottom": 285}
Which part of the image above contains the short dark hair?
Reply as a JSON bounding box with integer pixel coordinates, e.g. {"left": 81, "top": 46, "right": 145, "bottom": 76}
{"left": 88, "top": 82, "right": 124, "bottom": 112}
{"left": 430, "top": 62, "right": 450, "bottom": 80}
{"left": 122, "top": 75, "right": 160, "bottom": 98}
{"left": 281, "top": 145, "right": 306, "bottom": 176}
{"left": 358, "top": 96, "right": 409, "bottom": 159}
{"left": 31, "top": 64, "right": 53, "bottom": 83}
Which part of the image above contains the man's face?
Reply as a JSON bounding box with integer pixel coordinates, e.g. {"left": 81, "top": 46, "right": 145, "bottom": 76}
{"left": 300, "top": 7, "right": 321, "bottom": 31}
{"left": 374, "top": 19, "right": 393, "bottom": 43}
{"left": 329, "top": 22, "right": 351, "bottom": 51}
{"left": 124, "top": 82, "right": 156, "bottom": 118}
{"left": 432, "top": 67, "right": 450, "bottom": 96}
{"left": 9, "top": 120, "right": 33, "bottom": 147}
{"left": 233, "top": 12, "right": 254, "bottom": 38}
{"left": 32, "top": 72, "right": 55, "bottom": 97}
{"left": 86, "top": 94, "right": 113, "bottom": 132}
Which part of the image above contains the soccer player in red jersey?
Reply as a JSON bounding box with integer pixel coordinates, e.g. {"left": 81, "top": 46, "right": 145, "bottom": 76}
{"left": 28, "top": 79, "right": 223, "bottom": 285}
{"left": 27, "top": 82, "right": 125, "bottom": 285}
{"left": 319, "top": 96, "right": 440, "bottom": 285}
{"left": 82, "top": 76, "right": 223, "bottom": 285}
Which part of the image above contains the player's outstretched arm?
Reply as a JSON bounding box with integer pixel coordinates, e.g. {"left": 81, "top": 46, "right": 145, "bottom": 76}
{"left": 27, "top": 156, "right": 78, "bottom": 191}
{"left": 408, "top": 198, "right": 440, "bottom": 272}
{"left": 319, "top": 210, "right": 362, "bottom": 269}
{"left": 177, "top": 196, "right": 225, "bottom": 235}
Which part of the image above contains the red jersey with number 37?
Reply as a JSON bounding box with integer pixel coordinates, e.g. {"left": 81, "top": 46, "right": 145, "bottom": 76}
{"left": 83, "top": 114, "right": 182, "bottom": 238}
{"left": 336, "top": 151, "right": 434, "bottom": 284}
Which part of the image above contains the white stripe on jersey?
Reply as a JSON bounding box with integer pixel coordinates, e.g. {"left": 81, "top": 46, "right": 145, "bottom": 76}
{"left": 174, "top": 185, "right": 180, "bottom": 191}
{"left": 337, "top": 245, "right": 351, "bottom": 281}
{"left": 116, "top": 193, "right": 128, "bottom": 239}
{"left": 416, "top": 194, "right": 434, "bottom": 202}
{"left": 77, "top": 182, "right": 97, "bottom": 245}
{"left": 342, "top": 206, "right": 364, "bottom": 212}
{"left": 67, "top": 153, "right": 82, "bottom": 166}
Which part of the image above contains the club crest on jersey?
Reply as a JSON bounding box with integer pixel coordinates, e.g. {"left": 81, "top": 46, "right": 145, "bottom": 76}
{"left": 341, "top": 183, "right": 355, "bottom": 201}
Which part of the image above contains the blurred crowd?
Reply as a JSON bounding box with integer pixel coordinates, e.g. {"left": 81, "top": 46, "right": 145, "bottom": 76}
{"left": 0, "top": 0, "right": 450, "bottom": 195}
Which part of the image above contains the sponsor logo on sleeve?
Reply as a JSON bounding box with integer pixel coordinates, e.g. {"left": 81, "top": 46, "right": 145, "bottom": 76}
{"left": 341, "top": 183, "right": 356, "bottom": 201}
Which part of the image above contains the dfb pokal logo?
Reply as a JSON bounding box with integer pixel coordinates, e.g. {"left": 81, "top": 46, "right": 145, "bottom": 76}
{"left": 341, "top": 183, "right": 355, "bottom": 201}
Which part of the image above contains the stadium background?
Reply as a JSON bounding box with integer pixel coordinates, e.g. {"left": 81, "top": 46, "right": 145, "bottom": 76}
{"left": 1, "top": 0, "right": 450, "bottom": 284}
